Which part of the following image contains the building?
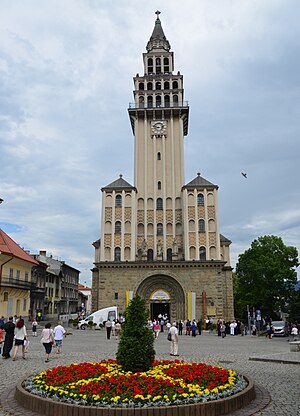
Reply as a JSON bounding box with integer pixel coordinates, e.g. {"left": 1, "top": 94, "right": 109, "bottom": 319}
{"left": 0, "top": 228, "right": 38, "bottom": 319}
{"left": 92, "top": 12, "right": 234, "bottom": 322}
{"left": 78, "top": 283, "right": 92, "bottom": 315}
{"left": 32, "top": 251, "right": 80, "bottom": 319}
{"left": 30, "top": 258, "right": 47, "bottom": 319}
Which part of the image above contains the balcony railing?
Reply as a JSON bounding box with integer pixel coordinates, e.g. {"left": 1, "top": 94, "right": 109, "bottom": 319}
{"left": 1, "top": 276, "right": 32, "bottom": 290}
{"left": 129, "top": 101, "right": 189, "bottom": 109}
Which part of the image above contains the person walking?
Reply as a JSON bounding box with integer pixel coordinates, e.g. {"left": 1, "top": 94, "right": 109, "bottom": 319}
{"left": 53, "top": 322, "right": 66, "bottom": 354}
{"left": 154, "top": 321, "right": 161, "bottom": 338}
{"left": 197, "top": 319, "right": 202, "bottom": 335}
{"left": 0, "top": 326, "right": 3, "bottom": 356}
{"left": 169, "top": 322, "right": 179, "bottom": 356}
{"left": 2, "top": 316, "right": 15, "bottom": 359}
{"left": 32, "top": 319, "right": 38, "bottom": 337}
{"left": 40, "top": 323, "right": 54, "bottom": 362}
{"left": 220, "top": 321, "right": 226, "bottom": 338}
{"left": 185, "top": 319, "right": 191, "bottom": 335}
{"left": 12, "top": 318, "right": 27, "bottom": 361}
{"left": 115, "top": 320, "right": 121, "bottom": 340}
{"left": 105, "top": 320, "right": 112, "bottom": 339}
{"left": 191, "top": 320, "right": 197, "bottom": 337}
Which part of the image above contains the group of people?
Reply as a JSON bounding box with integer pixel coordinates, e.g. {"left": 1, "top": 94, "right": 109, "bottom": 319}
{"left": 104, "top": 319, "right": 122, "bottom": 340}
{"left": 0, "top": 316, "right": 67, "bottom": 363}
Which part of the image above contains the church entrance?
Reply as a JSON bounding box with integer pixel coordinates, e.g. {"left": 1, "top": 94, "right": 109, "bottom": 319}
{"left": 150, "top": 301, "right": 170, "bottom": 321}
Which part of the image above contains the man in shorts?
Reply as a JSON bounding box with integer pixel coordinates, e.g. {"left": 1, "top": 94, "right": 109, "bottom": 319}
{"left": 53, "top": 322, "right": 66, "bottom": 354}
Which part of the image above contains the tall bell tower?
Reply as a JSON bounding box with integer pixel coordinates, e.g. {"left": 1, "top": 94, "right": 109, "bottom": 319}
{"left": 128, "top": 11, "right": 189, "bottom": 261}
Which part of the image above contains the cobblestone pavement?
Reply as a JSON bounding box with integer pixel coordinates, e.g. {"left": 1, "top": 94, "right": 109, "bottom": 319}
{"left": 0, "top": 327, "right": 299, "bottom": 415}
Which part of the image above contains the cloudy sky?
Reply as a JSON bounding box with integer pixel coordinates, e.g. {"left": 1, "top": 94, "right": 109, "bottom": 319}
{"left": 1, "top": 0, "right": 299, "bottom": 285}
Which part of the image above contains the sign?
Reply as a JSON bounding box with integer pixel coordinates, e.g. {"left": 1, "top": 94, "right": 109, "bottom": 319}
{"left": 150, "top": 290, "right": 170, "bottom": 301}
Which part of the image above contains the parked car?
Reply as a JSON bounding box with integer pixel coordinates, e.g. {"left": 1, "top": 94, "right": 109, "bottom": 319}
{"left": 272, "top": 321, "right": 289, "bottom": 337}
{"left": 77, "top": 306, "right": 118, "bottom": 330}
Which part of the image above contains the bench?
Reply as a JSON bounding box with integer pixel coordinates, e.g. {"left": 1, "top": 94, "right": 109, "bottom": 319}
{"left": 289, "top": 340, "right": 300, "bottom": 352}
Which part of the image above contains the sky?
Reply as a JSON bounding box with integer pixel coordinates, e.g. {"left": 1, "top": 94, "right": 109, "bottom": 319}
{"left": 1, "top": 0, "right": 299, "bottom": 286}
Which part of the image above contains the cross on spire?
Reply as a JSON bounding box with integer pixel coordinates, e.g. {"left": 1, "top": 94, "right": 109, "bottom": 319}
{"left": 155, "top": 10, "right": 161, "bottom": 20}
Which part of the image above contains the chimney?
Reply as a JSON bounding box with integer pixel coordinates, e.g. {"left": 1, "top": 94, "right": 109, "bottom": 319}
{"left": 39, "top": 250, "right": 46, "bottom": 256}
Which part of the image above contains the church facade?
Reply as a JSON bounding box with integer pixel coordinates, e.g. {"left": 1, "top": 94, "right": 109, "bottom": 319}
{"left": 92, "top": 13, "right": 234, "bottom": 322}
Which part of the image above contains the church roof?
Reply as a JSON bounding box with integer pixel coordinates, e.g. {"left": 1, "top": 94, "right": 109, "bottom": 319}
{"left": 0, "top": 228, "right": 38, "bottom": 265}
{"left": 101, "top": 175, "right": 136, "bottom": 191}
{"left": 146, "top": 11, "right": 171, "bottom": 52}
{"left": 220, "top": 234, "right": 232, "bottom": 244}
{"left": 183, "top": 173, "right": 218, "bottom": 190}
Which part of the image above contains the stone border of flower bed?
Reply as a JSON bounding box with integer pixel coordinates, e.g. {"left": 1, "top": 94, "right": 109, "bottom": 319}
{"left": 15, "top": 375, "right": 255, "bottom": 416}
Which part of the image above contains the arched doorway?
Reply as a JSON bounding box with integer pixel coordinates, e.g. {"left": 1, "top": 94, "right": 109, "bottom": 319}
{"left": 136, "top": 273, "right": 185, "bottom": 322}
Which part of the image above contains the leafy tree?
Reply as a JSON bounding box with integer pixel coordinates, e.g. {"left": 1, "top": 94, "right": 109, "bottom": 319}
{"left": 287, "top": 287, "right": 300, "bottom": 323}
{"left": 116, "top": 295, "right": 155, "bottom": 372}
{"left": 235, "top": 235, "right": 299, "bottom": 320}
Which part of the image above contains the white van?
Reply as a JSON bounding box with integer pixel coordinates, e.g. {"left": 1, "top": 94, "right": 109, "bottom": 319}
{"left": 77, "top": 306, "right": 118, "bottom": 330}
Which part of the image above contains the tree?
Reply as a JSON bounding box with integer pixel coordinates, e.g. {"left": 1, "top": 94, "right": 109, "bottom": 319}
{"left": 116, "top": 295, "right": 155, "bottom": 372}
{"left": 235, "top": 235, "right": 299, "bottom": 320}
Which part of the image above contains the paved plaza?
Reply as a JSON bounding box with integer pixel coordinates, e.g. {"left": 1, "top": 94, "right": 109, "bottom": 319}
{"left": 0, "top": 325, "right": 299, "bottom": 415}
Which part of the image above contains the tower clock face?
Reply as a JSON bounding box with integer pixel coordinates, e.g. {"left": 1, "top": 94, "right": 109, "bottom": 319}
{"left": 151, "top": 120, "right": 167, "bottom": 136}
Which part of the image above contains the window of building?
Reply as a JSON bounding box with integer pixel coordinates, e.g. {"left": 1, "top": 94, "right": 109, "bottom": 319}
{"left": 3, "top": 292, "right": 8, "bottom": 301}
{"left": 164, "top": 57, "right": 169, "bottom": 73}
{"left": 115, "top": 194, "right": 122, "bottom": 207}
{"left": 9, "top": 268, "right": 13, "bottom": 279}
{"left": 139, "top": 96, "right": 144, "bottom": 108}
{"left": 147, "top": 96, "right": 153, "bottom": 108}
{"left": 147, "top": 82, "right": 153, "bottom": 90}
{"left": 138, "top": 82, "right": 144, "bottom": 90}
{"left": 164, "top": 95, "right": 170, "bottom": 107}
{"left": 115, "top": 221, "right": 121, "bottom": 234}
{"left": 156, "top": 57, "right": 161, "bottom": 73}
{"left": 157, "top": 152, "right": 161, "bottom": 160}
{"left": 199, "top": 246, "right": 206, "bottom": 260}
{"left": 114, "top": 292, "right": 118, "bottom": 300}
{"left": 173, "top": 94, "right": 178, "bottom": 105}
{"left": 148, "top": 57, "right": 153, "bottom": 73}
{"left": 156, "top": 198, "right": 163, "bottom": 210}
{"left": 23, "top": 299, "right": 27, "bottom": 311}
{"left": 197, "top": 193, "right": 204, "bottom": 206}
{"left": 164, "top": 81, "right": 170, "bottom": 90}
{"left": 114, "top": 247, "right": 121, "bottom": 261}
{"left": 156, "top": 81, "right": 161, "bottom": 90}
{"left": 173, "top": 80, "right": 178, "bottom": 89}
{"left": 158, "top": 181, "right": 161, "bottom": 190}
{"left": 147, "top": 249, "right": 154, "bottom": 261}
{"left": 157, "top": 223, "right": 163, "bottom": 235}
{"left": 25, "top": 272, "right": 29, "bottom": 281}
{"left": 156, "top": 95, "right": 161, "bottom": 107}
{"left": 198, "top": 219, "right": 205, "bottom": 232}
{"left": 167, "top": 248, "right": 172, "bottom": 261}
{"left": 16, "top": 270, "right": 20, "bottom": 279}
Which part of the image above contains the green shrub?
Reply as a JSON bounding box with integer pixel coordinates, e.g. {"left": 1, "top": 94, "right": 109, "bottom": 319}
{"left": 116, "top": 295, "right": 155, "bottom": 372}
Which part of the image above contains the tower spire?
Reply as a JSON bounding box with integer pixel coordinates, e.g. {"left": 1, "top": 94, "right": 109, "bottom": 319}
{"left": 146, "top": 11, "right": 171, "bottom": 52}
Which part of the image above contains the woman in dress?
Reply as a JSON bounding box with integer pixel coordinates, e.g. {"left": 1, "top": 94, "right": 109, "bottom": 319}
{"left": 12, "top": 318, "right": 27, "bottom": 361}
{"left": 40, "top": 322, "right": 54, "bottom": 362}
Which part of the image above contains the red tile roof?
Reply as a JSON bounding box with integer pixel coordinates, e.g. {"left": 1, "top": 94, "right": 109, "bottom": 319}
{"left": 0, "top": 229, "right": 38, "bottom": 265}
{"left": 78, "top": 282, "right": 91, "bottom": 291}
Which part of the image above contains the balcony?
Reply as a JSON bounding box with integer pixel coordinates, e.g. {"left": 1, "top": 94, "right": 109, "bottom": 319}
{"left": 1, "top": 276, "right": 32, "bottom": 291}
{"left": 128, "top": 101, "right": 189, "bottom": 109}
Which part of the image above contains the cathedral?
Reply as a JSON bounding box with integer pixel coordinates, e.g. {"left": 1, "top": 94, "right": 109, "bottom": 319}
{"left": 92, "top": 12, "right": 234, "bottom": 322}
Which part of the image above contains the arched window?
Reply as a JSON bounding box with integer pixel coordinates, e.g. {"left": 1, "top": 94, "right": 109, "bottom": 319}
{"left": 164, "top": 57, "right": 169, "bottom": 73}
{"left": 139, "top": 96, "right": 144, "bottom": 108}
{"left": 156, "top": 81, "right": 161, "bottom": 90}
{"left": 198, "top": 219, "right": 205, "bottom": 232}
{"left": 158, "top": 181, "right": 161, "bottom": 190}
{"left": 157, "top": 152, "right": 161, "bottom": 160}
{"left": 3, "top": 292, "right": 8, "bottom": 301}
{"left": 197, "top": 193, "right": 204, "bottom": 206}
{"left": 138, "top": 82, "right": 144, "bottom": 91}
{"left": 164, "top": 95, "right": 170, "bottom": 107}
{"left": 147, "top": 96, "right": 153, "bottom": 108}
{"left": 173, "top": 80, "right": 178, "bottom": 89}
{"left": 156, "top": 95, "right": 161, "bottom": 107}
{"left": 115, "top": 194, "right": 122, "bottom": 207}
{"left": 147, "top": 82, "right": 153, "bottom": 90}
{"left": 164, "top": 81, "right": 170, "bottom": 90}
{"left": 114, "top": 247, "right": 121, "bottom": 261}
{"left": 156, "top": 57, "right": 161, "bottom": 73}
{"left": 173, "top": 95, "right": 178, "bottom": 106}
{"left": 167, "top": 248, "right": 172, "bottom": 261}
{"left": 157, "top": 223, "right": 163, "bottom": 235}
{"left": 199, "top": 246, "right": 206, "bottom": 261}
{"left": 156, "top": 198, "right": 163, "bottom": 210}
{"left": 148, "top": 57, "right": 153, "bottom": 73}
{"left": 115, "top": 221, "right": 121, "bottom": 234}
{"left": 147, "top": 249, "right": 153, "bottom": 261}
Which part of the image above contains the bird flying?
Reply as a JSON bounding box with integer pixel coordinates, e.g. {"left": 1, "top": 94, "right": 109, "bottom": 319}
{"left": 241, "top": 172, "right": 247, "bottom": 178}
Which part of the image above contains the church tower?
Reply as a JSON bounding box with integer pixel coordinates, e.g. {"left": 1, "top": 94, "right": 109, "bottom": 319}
{"left": 92, "top": 13, "right": 234, "bottom": 322}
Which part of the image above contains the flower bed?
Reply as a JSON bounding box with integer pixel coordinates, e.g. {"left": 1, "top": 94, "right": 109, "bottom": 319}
{"left": 23, "top": 359, "right": 247, "bottom": 408}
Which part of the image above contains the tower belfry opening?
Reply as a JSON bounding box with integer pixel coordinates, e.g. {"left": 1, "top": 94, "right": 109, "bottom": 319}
{"left": 92, "top": 12, "right": 234, "bottom": 323}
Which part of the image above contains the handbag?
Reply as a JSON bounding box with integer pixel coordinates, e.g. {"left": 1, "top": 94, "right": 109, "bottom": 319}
{"left": 167, "top": 332, "right": 172, "bottom": 341}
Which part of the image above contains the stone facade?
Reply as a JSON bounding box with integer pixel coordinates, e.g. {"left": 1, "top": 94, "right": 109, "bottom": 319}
{"left": 92, "top": 13, "right": 234, "bottom": 322}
